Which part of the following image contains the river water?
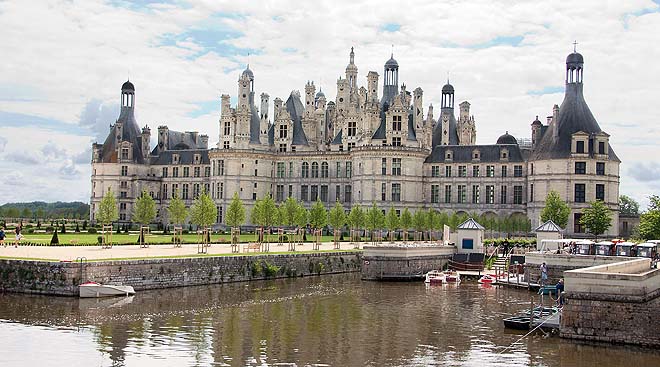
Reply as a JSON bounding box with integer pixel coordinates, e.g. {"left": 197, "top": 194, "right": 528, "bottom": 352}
{"left": 0, "top": 273, "right": 658, "bottom": 366}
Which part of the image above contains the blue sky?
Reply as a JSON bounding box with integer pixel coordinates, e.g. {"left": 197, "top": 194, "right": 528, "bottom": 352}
{"left": 0, "top": 0, "right": 659, "bottom": 207}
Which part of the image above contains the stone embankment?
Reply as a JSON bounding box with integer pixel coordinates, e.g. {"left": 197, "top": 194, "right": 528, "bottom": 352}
{"left": 0, "top": 252, "right": 361, "bottom": 296}
{"left": 361, "top": 244, "right": 455, "bottom": 280}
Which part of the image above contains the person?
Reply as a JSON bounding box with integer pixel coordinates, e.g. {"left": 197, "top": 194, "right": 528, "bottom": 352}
{"left": 0, "top": 227, "right": 5, "bottom": 247}
{"left": 555, "top": 279, "right": 565, "bottom": 306}
{"left": 540, "top": 262, "right": 548, "bottom": 286}
{"left": 14, "top": 225, "right": 22, "bottom": 247}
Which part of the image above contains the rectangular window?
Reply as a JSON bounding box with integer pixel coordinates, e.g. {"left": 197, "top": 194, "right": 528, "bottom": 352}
{"left": 223, "top": 141, "right": 229, "bottom": 149}
{"left": 596, "top": 162, "right": 605, "bottom": 176}
{"left": 121, "top": 148, "right": 128, "bottom": 160}
{"left": 182, "top": 184, "right": 189, "bottom": 200}
{"left": 320, "top": 185, "right": 328, "bottom": 202}
{"left": 514, "top": 165, "right": 523, "bottom": 177}
{"left": 348, "top": 121, "right": 357, "bottom": 137}
{"left": 288, "top": 185, "right": 293, "bottom": 198}
{"left": 183, "top": 167, "right": 190, "bottom": 177}
{"left": 444, "top": 185, "right": 451, "bottom": 203}
{"left": 162, "top": 184, "right": 168, "bottom": 199}
{"left": 381, "top": 183, "right": 387, "bottom": 201}
{"left": 193, "top": 183, "right": 200, "bottom": 198}
{"left": 530, "top": 183, "right": 534, "bottom": 202}
{"left": 219, "top": 160, "right": 225, "bottom": 175}
{"left": 344, "top": 185, "right": 352, "bottom": 203}
{"left": 575, "top": 162, "right": 586, "bottom": 174}
{"left": 574, "top": 184, "right": 586, "bottom": 203}
{"left": 472, "top": 185, "right": 480, "bottom": 204}
{"left": 348, "top": 142, "right": 355, "bottom": 151}
{"left": 301, "top": 185, "right": 308, "bottom": 202}
{"left": 392, "top": 183, "right": 401, "bottom": 202}
{"left": 277, "top": 162, "right": 285, "bottom": 178}
{"left": 486, "top": 165, "right": 495, "bottom": 177}
{"left": 598, "top": 141, "right": 605, "bottom": 154}
{"left": 279, "top": 124, "right": 288, "bottom": 138}
{"left": 162, "top": 167, "right": 168, "bottom": 178}
{"left": 458, "top": 166, "right": 467, "bottom": 177}
{"left": 279, "top": 144, "right": 287, "bottom": 152}
{"left": 596, "top": 184, "right": 605, "bottom": 201}
{"left": 311, "top": 185, "right": 318, "bottom": 201}
{"left": 445, "top": 166, "right": 452, "bottom": 177}
{"left": 120, "top": 191, "right": 127, "bottom": 199}
{"left": 194, "top": 167, "right": 200, "bottom": 177}
{"left": 458, "top": 185, "right": 466, "bottom": 203}
{"left": 224, "top": 121, "right": 231, "bottom": 135}
{"left": 392, "top": 137, "right": 401, "bottom": 146}
{"left": 336, "top": 162, "right": 342, "bottom": 178}
{"left": 204, "top": 167, "right": 210, "bottom": 177}
{"left": 289, "top": 162, "right": 293, "bottom": 177}
{"left": 120, "top": 181, "right": 127, "bottom": 189}
{"left": 392, "top": 115, "right": 402, "bottom": 131}
{"left": 276, "top": 185, "right": 284, "bottom": 202}
{"left": 172, "top": 167, "right": 179, "bottom": 177}
{"left": 576, "top": 140, "right": 585, "bottom": 153}
{"left": 501, "top": 186, "right": 507, "bottom": 204}
{"left": 120, "top": 203, "right": 126, "bottom": 210}
{"left": 382, "top": 158, "right": 387, "bottom": 175}
{"left": 321, "top": 162, "right": 328, "bottom": 178}
{"left": 501, "top": 166, "right": 507, "bottom": 177}
{"left": 431, "top": 185, "right": 440, "bottom": 203}
{"left": 392, "top": 158, "right": 401, "bottom": 176}
{"left": 121, "top": 166, "right": 128, "bottom": 176}
{"left": 216, "top": 183, "right": 224, "bottom": 199}
{"left": 513, "top": 185, "right": 523, "bottom": 204}
{"left": 336, "top": 185, "right": 341, "bottom": 202}
{"left": 172, "top": 184, "right": 178, "bottom": 198}
{"left": 574, "top": 213, "right": 584, "bottom": 233}
{"left": 486, "top": 185, "right": 494, "bottom": 204}
{"left": 431, "top": 166, "right": 440, "bottom": 177}
{"left": 346, "top": 162, "right": 352, "bottom": 178}
{"left": 472, "top": 166, "right": 480, "bottom": 177}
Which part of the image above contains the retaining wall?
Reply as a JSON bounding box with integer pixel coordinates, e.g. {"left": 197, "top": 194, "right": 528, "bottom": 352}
{"left": 361, "top": 244, "right": 455, "bottom": 280}
{"left": 525, "top": 252, "right": 627, "bottom": 285}
{"left": 0, "top": 252, "right": 362, "bottom": 296}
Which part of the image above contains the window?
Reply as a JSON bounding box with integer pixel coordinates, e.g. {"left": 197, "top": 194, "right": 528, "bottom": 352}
{"left": 514, "top": 165, "right": 523, "bottom": 177}
{"left": 344, "top": 185, "right": 352, "bottom": 203}
{"left": 458, "top": 166, "right": 467, "bottom": 177}
{"left": 253, "top": 192, "right": 257, "bottom": 200}
{"left": 321, "top": 162, "right": 329, "bottom": 178}
{"left": 120, "top": 213, "right": 126, "bottom": 221}
{"left": 336, "top": 162, "right": 342, "bottom": 178}
{"left": 392, "top": 115, "right": 402, "bottom": 131}
{"left": 172, "top": 184, "right": 178, "bottom": 198}
{"left": 574, "top": 184, "right": 585, "bottom": 203}
{"left": 598, "top": 141, "right": 605, "bottom": 154}
{"left": 392, "top": 183, "right": 401, "bottom": 202}
{"left": 501, "top": 186, "right": 507, "bottom": 204}
{"left": 458, "top": 185, "right": 466, "bottom": 203}
{"left": 575, "top": 162, "right": 586, "bottom": 174}
{"left": 576, "top": 140, "right": 585, "bottom": 153}
{"left": 596, "top": 162, "right": 605, "bottom": 176}
{"left": 348, "top": 121, "right": 357, "bottom": 137}
{"left": 172, "top": 167, "right": 179, "bottom": 177}
{"left": 183, "top": 167, "right": 190, "bottom": 177}
{"left": 346, "top": 162, "right": 352, "bottom": 178}
{"left": 288, "top": 185, "right": 293, "bottom": 198}
{"left": 432, "top": 166, "right": 440, "bottom": 177}
{"left": 194, "top": 154, "right": 200, "bottom": 164}
{"left": 120, "top": 181, "right": 127, "bottom": 189}
{"left": 501, "top": 166, "right": 507, "bottom": 177}
{"left": 530, "top": 183, "right": 534, "bottom": 202}
{"left": 311, "top": 162, "right": 319, "bottom": 178}
{"left": 473, "top": 166, "right": 480, "bottom": 177}
{"left": 391, "top": 137, "right": 401, "bottom": 146}
{"left": 193, "top": 183, "right": 200, "bottom": 198}
{"left": 574, "top": 213, "right": 584, "bottom": 233}
{"left": 121, "top": 166, "right": 128, "bottom": 176}
{"left": 162, "top": 184, "right": 168, "bottom": 199}
{"left": 120, "top": 203, "right": 127, "bottom": 210}
{"left": 277, "top": 162, "right": 285, "bottom": 178}
{"left": 486, "top": 165, "right": 495, "bottom": 177}
{"left": 431, "top": 185, "right": 440, "bottom": 203}
{"left": 279, "top": 124, "right": 288, "bottom": 138}
{"left": 204, "top": 167, "right": 210, "bottom": 177}
{"left": 279, "top": 144, "right": 287, "bottom": 152}
{"left": 596, "top": 184, "right": 605, "bottom": 201}
{"left": 216, "top": 183, "right": 224, "bottom": 199}
{"left": 301, "top": 185, "right": 308, "bottom": 201}
{"left": 224, "top": 121, "right": 231, "bottom": 135}
{"left": 302, "top": 162, "right": 309, "bottom": 178}
{"left": 121, "top": 148, "right": 128, "bottom": 160}
{"left": 320, "top": 185, "right": 328, "bottom": 202}
{"left": 182, "top": 184, "right": 189, "bottom": 200}
{"left": 381, "top": 183, "right": 387, "bottom": 201}
{"left": 254, "top": 168, "right": 258, "bottom": 176}
{"left": 472, "top": 185, "right": 480, "bottom": 204}
{"left": 120, "top": 191, "right": 127, "bottom": 199}
{"left": 382, "top": 158, "right": 387, "bottom": 175}
{"left": 336, "top": 185, "right": 341, "bottom": 202}
{"left": 311, "top": 185, "right": 318, "bottom": 201}
{"left": 276, "top": 185, "right": 284, "bottom": 202}
{"left": 513, "top": 185, "right": 523, "bottom": 204}
{"left": 289, "top": 162, "right": 293, "bottom": 177}
{"left": 194, "top": 167, "right": 200, "bottom": 177}
{"left": 444, "top": 185, "right": 451, "bottom": 203}
{"left": 219, "top": 160, "right": 225, "bottom": 175}
{"left": 486, "top": 185, "right": 494, "bottom": 204}
{"left": 392, "top": 158, "right": 401, "bottom": 176}
{"left": 223, "top": 141, "right": 230, "bottom": 149}
{"left": 445, "top": 166, "right": 452, "bottom": 177}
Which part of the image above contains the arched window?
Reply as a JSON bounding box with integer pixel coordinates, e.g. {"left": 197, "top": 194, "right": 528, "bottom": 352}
{"left": 311, "top": 162, "right": 319, "bottom": 178}
{"left": 302, "top": 162, "right": 309, "bottom": 178}
{"left": 321, "top": 162, "right": 329, "bottom": 178}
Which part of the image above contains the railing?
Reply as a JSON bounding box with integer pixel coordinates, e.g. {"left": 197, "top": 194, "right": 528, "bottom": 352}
{"left": 447, "top": 260, "right": 484, "bottom": 272}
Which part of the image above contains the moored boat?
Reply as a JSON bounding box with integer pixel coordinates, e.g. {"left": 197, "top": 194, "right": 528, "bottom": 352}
{"left": 443, "top": 270, "right": 461, "bottom": 283}
{"left": 79, "top": 281, "right": 136, "bottom": 298}
{"left": 424, "top": 270, "right": 446, "bottom": 284}
{"left": 477, "top": 274, "right": 496, "bottom": 284}
{"left": 503, "top": 316, "right": 531, "bottom": 330}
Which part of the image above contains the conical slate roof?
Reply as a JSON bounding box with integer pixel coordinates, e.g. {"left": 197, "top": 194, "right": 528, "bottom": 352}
{"left": 457, "top": 218, "right": 485, "bottom": 230}
{"left": 535, "top": 220, "right": 563, "bottom": 232}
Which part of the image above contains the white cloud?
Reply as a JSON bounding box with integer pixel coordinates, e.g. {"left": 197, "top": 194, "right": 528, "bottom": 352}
{"left": 0, "top": 0, "right": 658, "bottom": 204}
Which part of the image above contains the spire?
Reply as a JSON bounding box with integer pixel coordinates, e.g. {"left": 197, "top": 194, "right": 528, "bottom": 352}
{"left": 350, "top": 46, "right": 355, "bottom": 64}
{"left": 573, "top": 40, "right": 578, "bottom": 53}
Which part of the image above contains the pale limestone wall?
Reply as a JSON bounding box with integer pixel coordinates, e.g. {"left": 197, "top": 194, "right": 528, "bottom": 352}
{"left": 535, "top": 232, "right": 562, "bottom": 250}
{"left": 455, "top": 229, "right": 484, "bottom": 254}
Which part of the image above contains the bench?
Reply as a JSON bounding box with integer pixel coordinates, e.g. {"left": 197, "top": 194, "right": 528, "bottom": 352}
{"left": 243, "top": 243, "right": 261, "bottom": 253}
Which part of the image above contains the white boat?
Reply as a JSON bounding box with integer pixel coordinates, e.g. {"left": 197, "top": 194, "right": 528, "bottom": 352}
{"left": 443, "top": 270, "right": 461, "bottom": 283}
{"left": 478, "top": 274, "right": 497, "bottom": 285}
{"left": 79, "top": 281, "right": 136, "bottom": 298}
{"left": 424, "top": 270, "right": 446, "bottom": 284}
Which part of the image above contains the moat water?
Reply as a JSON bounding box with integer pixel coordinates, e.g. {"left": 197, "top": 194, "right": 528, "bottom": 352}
{"left": 0, "top": 273, "right": 658, "bottom": 366}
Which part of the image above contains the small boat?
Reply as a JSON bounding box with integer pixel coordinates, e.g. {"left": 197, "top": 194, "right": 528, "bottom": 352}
{"left": 503, "top": 316, "right": 531, "bottom": 330}
{"left": 538, "top": 285, "right": 558, "bottom": 295}
{"left": 79, "top": 281, "right": 135, "bottom": 298}
{"left": 424, "top": 270, "right": 446, "bottom": 284}
{"left": 443, "top": 270, "right": 461, "bottom": 283}
{"left": 478, "top": 274, "right": 497, "bottom": 284}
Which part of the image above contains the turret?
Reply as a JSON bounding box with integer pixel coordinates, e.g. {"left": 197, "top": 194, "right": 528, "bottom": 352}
{"left": 367, "top": 71, "right": 379, "bottom": 102}
{"left": 382, "top": 53, "right": 399, "bottom": 106}
{"left": 345, "top": 47, "right": 358, "bottom": 91}
{"left": 531, "top": 115, "right": 542, "bottom": 147}
{"left": 305, "top": 81, "right": 316, "bottom": 112}
{"left": 141, "top": 125, "right": 151, "bottom": 159}
{"left": 260, "top": 93, "right": 270, "bottom": 143}
{"left": 158, "top": 125, "right": 169, "bottom": 150}
{"left": 413, "top": 87, "right": 423, "bottom": 131}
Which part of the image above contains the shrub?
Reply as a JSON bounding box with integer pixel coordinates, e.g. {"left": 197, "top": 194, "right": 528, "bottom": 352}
{"left": 87, "top": 228, "right": 97, "bottom": 234}
{"left": 75, "top": 223, "right": 80, "bottom": 232}
{"left": 60, "top": 223, "right": 66, "bottom": 234}
{"left": 97, "top": 236, "right": 103, "bottom": 244}
{"left": 123, "top": 224, "right": 129, "bottom": 234}
{"left": 50, "top": 231, "right": 59, "bottom": 245}
{"left": 45, "top": 226, "right": 54, "bottom": 233}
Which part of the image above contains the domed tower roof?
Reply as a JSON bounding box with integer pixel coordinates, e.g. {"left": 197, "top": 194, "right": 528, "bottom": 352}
{"left": 241, "top": 65, "right": 254, "bottom": 81}
{"left": 122, "top": 80, "right": 135, "bottom": 91}
{"left": 566, "top": 52, "right": 584, "bottom": 66}
{"left": 531, "top": 115, "right": 542, "bottom": 126}
{"left": 315, "top": 88, "right": 325, "bottom": 99}
{"left": 442, "top": 82, "right": 454, "bottom": 93}
{"left": 385, "top": 54, "right": 398, "bottom": 69}
{"left": 496, "top": 131, "right": 518, "bottom": 145}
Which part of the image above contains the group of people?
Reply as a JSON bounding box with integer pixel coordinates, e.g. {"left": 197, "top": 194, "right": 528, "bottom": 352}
{"left": 0, "top": 226, "right": 22, "bottom": 248}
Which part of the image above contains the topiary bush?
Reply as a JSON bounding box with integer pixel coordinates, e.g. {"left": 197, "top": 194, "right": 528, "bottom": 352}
{"left": 50, "top": 231, "right": 59, "bottom": 245}
{"left": 87, "top": 228, "right": 97, "bottom": 234}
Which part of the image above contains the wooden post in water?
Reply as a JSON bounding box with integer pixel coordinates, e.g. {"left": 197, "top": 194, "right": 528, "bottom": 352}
{"left": 529, "top": 296, "right": 534, "bottom": 329}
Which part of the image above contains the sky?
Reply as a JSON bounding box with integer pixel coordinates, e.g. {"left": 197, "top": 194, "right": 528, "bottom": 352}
{"left": 0, "top": 0, "right": 659, "bottom": 208}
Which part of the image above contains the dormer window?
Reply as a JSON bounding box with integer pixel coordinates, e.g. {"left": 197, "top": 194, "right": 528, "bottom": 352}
{"left": 576, "top": 141, "right": 585, "bottom": 153}
{"left": 500, "top": 148, "right": 509, "bottom": 160}
{"left": 445, "top": 150, "right": 453, "bottom": 161}
{"left": 194, "top": 154, "right": 201, "bottom": 164}
{"left": 172, "top": 154, "right": 179, "bottom": 164}
{"left": 121, "top": 148, "right": 129, "bottom": 160}
{"left": 472, "top": 149, "right": 480, "bottom": 160}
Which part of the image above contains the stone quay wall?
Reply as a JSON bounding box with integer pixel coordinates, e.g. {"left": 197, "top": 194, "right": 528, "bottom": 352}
{"left": 361, "top": 245, "right": 455, "bottom": 280}
{"left": 0, "top": 252, "right": 362, "bottom": 296}
{"left": 525, "top": 252, "right": 626, "bottom": 285}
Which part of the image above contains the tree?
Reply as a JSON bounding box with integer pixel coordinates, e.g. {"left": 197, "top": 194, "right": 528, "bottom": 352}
{"left": 638, "top": 195, "right": 660, "bottom": 240}
{"left": 309, "top": 199, "right": 327, "bottom": 245}
{"left": 97, "top": 189, "right": 119, "bottom": 225}
{"left": 60, "top": 221, "right": 67, "bottom": 234}
{"left": 580, "top": 200, "right": 613, "bottom": 240}
{"left": 225, "top": 192, "right": 246, "bottom": 229}
{"left": 327, "top": 201, "right": 347, "bottom": 247}
{"left": 36, "top": 208, "right": 45, "bottom": 220}
{"left": 258, "top": 194, "right": 278, "bottom": 242}
{"left": 365, "top": 202, "right": 384, "bottom": 242}
{"left": 167, "top": 190, "right": 188, "bottom": 227}
{"left": 190, "top": 190, "right": 217, "bottom": 242}
{"left": 540, "top": 191, "right": 570, "bottom": 229}
{"left": 294, "top": 202, "right": 309, "bottom": 244}
{"left": 133, "top": 190, "right": 157, "bottom": 226}
{"left": 347, "top": 205, "right": 365, "bottom": 242}
{"left": 385, "top": 207, "right": 399, "bottom": 242}
{"left": 400, "top": 208, "right": 412, "bottom": 242}
{"left": 283, "top": 196, "right": 299, "bottom": 227}
{"left": 448, "top": 212, "right": 460, "bottom": 231}
{"left": 412, "top": 209, "right": 427, "bottom": 241}
{"left": 619, "top": 195, "right": 640, "bottom": 216}
{"left": 21, "top": 208, "right": 31, "bottom": 219}
{"left": 427, "top": 209, "right": 442, "bottom": 241}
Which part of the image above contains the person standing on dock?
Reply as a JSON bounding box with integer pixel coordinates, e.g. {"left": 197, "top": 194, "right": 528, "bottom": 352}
{"left": 555, "top": 279, "right": 565, "bottom": 306}
{"left": 540, "top": 262, "right": 548, "bottom": 286}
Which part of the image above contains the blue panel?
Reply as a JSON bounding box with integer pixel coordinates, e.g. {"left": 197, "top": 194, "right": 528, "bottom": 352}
{"left": 462, "top": 238, "right": 474, "bottom": 250}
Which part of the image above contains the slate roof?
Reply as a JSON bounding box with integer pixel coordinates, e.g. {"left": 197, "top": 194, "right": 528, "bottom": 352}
{"left": 432, "top": 109, "right": 459, "bottom": 147}
{"left": 407, "top": 112, "right": 417, "bottom": 141}
{"left": 371, "top": 108, "right": 387, "bottom": 140}
{"left": 150, "top": 149, "right": 210, "bottom": 165}
{"left": 496, "top": 132, "right": 518, "bottom": 145}
{"left": 285, "top": 92, "right": 309, "bottom": 146}
{"left": 425, "top": 144, "right": 525, "bottom": 163}
{"left": 535, "top": 220, "right": 563, "bottom": 232}
{"left": 249, "top": 92, "right": 261, "bottom": 144}
{"left": 332, "top": 129, "right": 343, "bottom": 144}
{"left": 458, "top": 218, "right": 485, "bottom": 230}
{"left": 99, "top": 104, "right": 145, "bottom": 164}
{"left": 166, "top": 130, "right": 205, "bottom": 150}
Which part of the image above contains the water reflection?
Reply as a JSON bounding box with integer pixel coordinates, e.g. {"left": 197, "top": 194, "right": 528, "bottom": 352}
{"left": 0, "top": 274, "right": 659, "bottom": 366}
